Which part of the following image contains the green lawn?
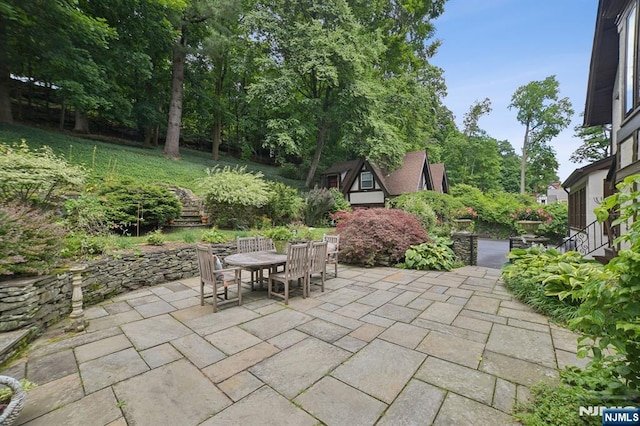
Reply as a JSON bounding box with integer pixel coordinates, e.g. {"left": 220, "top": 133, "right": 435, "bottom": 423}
{"left": 0, "top": 123, "right": 304, "bottom": 191}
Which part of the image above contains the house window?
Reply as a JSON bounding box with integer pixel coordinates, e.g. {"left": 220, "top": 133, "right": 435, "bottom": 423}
{"left": 568, "top": 187, "right": 586, "bottom": 229}
{"left": 625, "top": 4, "right": 637, "bottom": 114}
{"left": 327, "top": 175, "right": 339, "bottom": 188}
{"left": 360, "top": 171, "right": 374, "bottom": 189}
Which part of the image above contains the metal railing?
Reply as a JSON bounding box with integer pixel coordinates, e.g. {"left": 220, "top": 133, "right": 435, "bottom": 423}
{"left": 556, "top": 220, "right": 610, "bottom": 256}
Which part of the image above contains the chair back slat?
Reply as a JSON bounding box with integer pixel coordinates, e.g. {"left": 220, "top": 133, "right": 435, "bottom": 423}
{"left": 323, "top": 234, "right": 339, "bottom": 249}
{"left": 237, "top": 236, "right": 258, "bottom": 253}
{"left": 257, "top": 236, "right": 275, "bottom": 251}
{"left": 309, "top": 241, "right": 327, "bottom": 274}
{"left": 196, "top": 244, "right": 215, "bottom": 283}
{"left": 285, "top": 243, "right": 308, "bottom": 280}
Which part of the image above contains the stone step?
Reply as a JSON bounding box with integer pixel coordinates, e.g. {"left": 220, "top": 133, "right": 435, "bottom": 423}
{"left": 0, "top": 329, "right": 31, "bottom": 365}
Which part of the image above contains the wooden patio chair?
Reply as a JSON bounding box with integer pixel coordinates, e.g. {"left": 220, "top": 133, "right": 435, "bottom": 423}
{"left": 268, "top": 242, "right": 309, "bottom": 305}
{"left": 307, "top": 240, "right": 327, "bottom": 297}
{"left": 323, "top": 234, "right": 340, "bottom": 278}
{"left": 237, "top": 236, "right": 260, "bottom": 289}
{"left": 195, "top": 244, "right": 242, "bottom": 313}
{"left": 256, "top": 236, "right": 275, "bottom": 251}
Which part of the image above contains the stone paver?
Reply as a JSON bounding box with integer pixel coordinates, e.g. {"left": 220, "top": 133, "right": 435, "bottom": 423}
{"left": 486, "top": 324, "right": 556, "bottom": 368}
{"left": 415, "top": 356, "right": 496, "bottom": 405}
{"left": 114, "top": 359, "right": 231, "bottom": 426}
{"left": 1, "top": 264, "right": 579, "bottom": 426}
{"left": 79, "top": 347, "right": 149, "bottom": 393}
{"left": 250, "top": 337, "right": 349, "bottom": 398}
{"left": 333, "top": 339, "right": 425, "bottom": 403}
{"left": 377, "top": 379, "right": 445, "bottom": 426}
{"left": 416, "top": 331, "right": 485, "bottom": 369}
{"left": 201, "top": 386, "right": 317, "bottom": 426}
{"left": 295, "top": 376, "right": 387, "bottom": 426}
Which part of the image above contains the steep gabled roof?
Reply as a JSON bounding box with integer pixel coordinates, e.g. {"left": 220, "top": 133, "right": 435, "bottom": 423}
{"left": 380, "top": 150, "right": 431, "bottom": 196}
{"left": 429, "top": 163, "right": 449, "bottom": 194}
{"left": 584, "top": 0, "right": 626, "bottom": 126}
{"left": 562, "top": 155, "right": 614, "bottom": 188}
{"left": 321, "top": 160, "right": 358, "bottom": 176}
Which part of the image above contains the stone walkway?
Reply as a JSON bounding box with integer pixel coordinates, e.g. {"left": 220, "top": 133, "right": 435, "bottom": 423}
{"left": 0, "top": 265, "right": 585, "bottom": 426}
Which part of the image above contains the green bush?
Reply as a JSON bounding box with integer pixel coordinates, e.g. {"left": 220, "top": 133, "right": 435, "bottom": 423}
{"left": 0, "top": 140, "right": 86, "bottom": 205}
{"left": 146, "top": 229, "right": 165, "bottom": 246}
{"left": 391, "top": 191, "right": 463, "bottom": 223}
{"left": 61, "top": 231, "right": 113, "bottom": 258}
{"left": 197, "top": 166, "right": 270, "bottom": 229}
{"left": 538, "top": 202, "right": 569, "bottom": 244}
{"left": 329, "top": 188, "right": 351, "bottom": 214}
{"left": 388, "top": 195, "right": 437, "bottom": 231}
{"left": 201, "top": 228, "right": 227, "bottom": 244}
{"left": 264, "top": 182, "right": 304, "bottom": 226}
{"left": 0, "top": 202, "right": 66, "bottom": 277}
{"left": 63, "top": 194, "right": 111, "bottom": 235}
{"left": 262, "top": 226, "right": 296, "bottom": 241}
{"left": 403, "top": 237, "right": 458, "bottom": 271}
{"left": 568, "top": 174, "right": 640, "bottom": 399}
{"left": 97, "top": 179, "right": 182, "bottom": 230}
{"left": 304, "top": 187, "right": 335, "bottom": 226}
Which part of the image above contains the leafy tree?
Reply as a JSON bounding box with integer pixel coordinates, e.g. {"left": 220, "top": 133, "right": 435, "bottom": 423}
{"left": 526, "top": 142, "right": 560, "bottom": 194}
{"left": 508, "top": 76, "right": 573, "bottom": 194}
{"left": 0, "top": 0, "right": 114, "bottom": 127}
{"left": 497, "top": 140, "right": 521, "bottom": 193}
{"left": 463, "top": 98, "right": 492, "bottom": 137}
{"left": 570, "top": 121, "right": 611, "bottom": 163}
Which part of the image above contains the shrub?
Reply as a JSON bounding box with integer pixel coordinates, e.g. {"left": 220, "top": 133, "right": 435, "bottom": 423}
{"left": 197, "top": 166, "right": 270, "bottom": 229}
{"left": 390, "top": 191, "right": 463, "bottom": 223}
{"left": 329, "top": 188, "right": 351, "bottom": 214}
{"left": 201, "top": 228, "right": 227, "bottom": 244}
{"left": 538, "top": 202, "right": 568, "bottom": 244}
{"left": 262, "top": 226, "right": 296, "bottom": 241}
{"left": 63, "top": 194, "right": 111, "bottom": 235}
{"left": 387, "top": 194, "right": 437, "bottom": 231}
{"left": 97, "top": 179, "right": 182, "bottom": 230}
{"left": 403, "top": 237, "right": 458, "bottom": 271}
{"left": 61, "top": 231, "right": 113, "bottom": 258}
{"left": 264, "top": 182, "right": 304, "bottom": 226}
{"left": 0, "top": 140, "right": 86, "bottom": 205}
{"left": 146, "top": 229, "right": 165, "bottom": 246}
{"left": 337, "top": 209, "right": 428, "bottom": 267}
{"left": 304, "top": 187, "right": 335, "bottom": 226}
{"left": 278, "top": 162, "right": 304, "bottom": 180}
{"left": 568, "top": 173, "right": 640, "bottom": 399}
{"left": 0, "top": 202, "right": 66, "bottom": 277}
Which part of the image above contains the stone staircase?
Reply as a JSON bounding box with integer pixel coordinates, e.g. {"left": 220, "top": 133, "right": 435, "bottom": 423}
{"left": 164, "top": 186, "right": 209, "bottom": 230}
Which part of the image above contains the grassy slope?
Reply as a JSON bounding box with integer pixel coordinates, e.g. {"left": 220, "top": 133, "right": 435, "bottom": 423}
{"left": 0, "top": 123, "right": 304, "bottom": 191}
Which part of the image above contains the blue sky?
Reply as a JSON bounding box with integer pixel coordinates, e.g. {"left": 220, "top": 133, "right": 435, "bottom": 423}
{"left": 431, "top": 0, "right": 599, "bottom": 182}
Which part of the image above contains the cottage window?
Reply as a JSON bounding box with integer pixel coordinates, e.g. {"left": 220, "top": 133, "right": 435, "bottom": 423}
{"left": 360, "top": 171, "right": 374, "bottom": 189}
{"left": 568, "top": 187, "right": 586, "bottom": 229}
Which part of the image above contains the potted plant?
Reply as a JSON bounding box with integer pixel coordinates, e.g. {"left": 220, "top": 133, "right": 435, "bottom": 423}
{"left": 510, "top": 206, "right": 552, "bottom": 236}
{"left": 263, "top": 226, "right": 296, "bottom": 253}
{"left": 452, "top": 207, "right": 478, "bottom": 233}
{"left": 0, "top": 377, "right": 36, "bottom": 424}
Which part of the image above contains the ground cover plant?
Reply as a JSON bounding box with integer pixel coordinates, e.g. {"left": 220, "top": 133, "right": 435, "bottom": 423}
{"left": 402, "top": 237, "right": 458, "bottom": 271}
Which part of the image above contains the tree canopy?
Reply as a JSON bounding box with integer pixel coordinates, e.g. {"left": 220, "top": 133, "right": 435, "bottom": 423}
{"left": 508, "top": 75, "right": 573, "bottom": 194}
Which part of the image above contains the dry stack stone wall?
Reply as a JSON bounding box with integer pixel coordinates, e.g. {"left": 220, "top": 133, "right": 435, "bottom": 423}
{"left": 0, "top": 242, "right": 235, "bottom": 335}
{"left": 451, "top": 233, "right": 478, "bottom": 266}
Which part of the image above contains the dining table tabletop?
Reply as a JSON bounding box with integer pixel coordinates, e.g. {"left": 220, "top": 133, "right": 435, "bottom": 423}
{"left": 223, "top": 250, "right": 288, "bottom": 289}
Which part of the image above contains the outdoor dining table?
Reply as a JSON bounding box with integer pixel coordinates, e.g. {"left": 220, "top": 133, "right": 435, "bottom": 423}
{"left": 224, "top": 250, "right": 288, "bottom": 289}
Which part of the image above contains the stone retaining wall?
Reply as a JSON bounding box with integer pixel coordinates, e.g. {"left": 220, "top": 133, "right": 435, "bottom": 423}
{"left": 0, "top": 242, "right": 235, "bottom": 335}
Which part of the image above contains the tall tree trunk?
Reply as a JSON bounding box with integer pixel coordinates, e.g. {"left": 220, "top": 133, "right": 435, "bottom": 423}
{"left": 520, "top": 123, "right": 529, "bottom": 194}
{"left": 305, "top": 121, "right": 329, "bottom": 188}
{"left": 143, "top": 126, "right": 152, "bottom": 148}
{"left": 212, "top": 115, "right": 222, "bottom": 160}
{"left": 0, "top": 15, "right": 13, "bottom": 124}
{"left": 59, "top": 100, "right": 66, "bottom": 130}
{"left": 164, "top": 27, "right": 187, "bottom": 159}
{"left": 73, "top": 109, "right": 89, "bottom": 133}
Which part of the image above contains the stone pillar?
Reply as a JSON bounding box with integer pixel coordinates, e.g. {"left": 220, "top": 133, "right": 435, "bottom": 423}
{"left": 509, "top": 236, "right": 550, "bottom": 251}
{"left": 67, "top": 264, "right": 88, "bottom": 332}
{"left": 451, "top": 233, "right": 478, "bottom": 266}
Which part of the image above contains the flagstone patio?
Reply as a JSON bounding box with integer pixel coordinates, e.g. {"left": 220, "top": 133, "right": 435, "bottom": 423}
{"left": 0, "top": 265, "right": 585, "bottom": 425}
